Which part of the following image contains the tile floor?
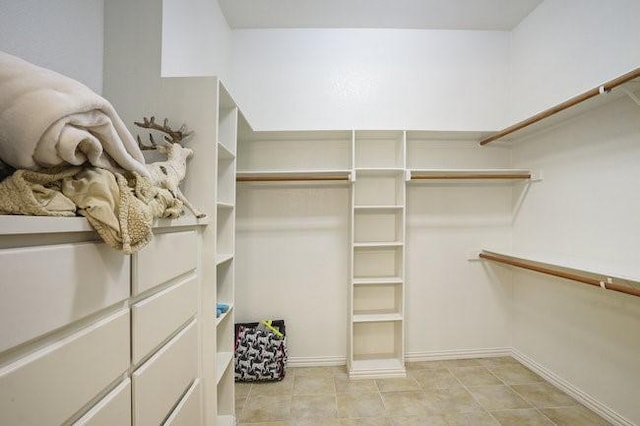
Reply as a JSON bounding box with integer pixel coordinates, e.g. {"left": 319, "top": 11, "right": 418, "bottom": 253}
{"left": 235, "top": 357, "right": 611, "bottom": 425}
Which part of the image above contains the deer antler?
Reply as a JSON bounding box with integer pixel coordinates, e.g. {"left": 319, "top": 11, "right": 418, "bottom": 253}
{"left": 134, "top": 116, "right": 193, "bottom": 150}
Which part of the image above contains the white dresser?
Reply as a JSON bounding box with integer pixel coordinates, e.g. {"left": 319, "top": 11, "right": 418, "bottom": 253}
{"left": 0, "top": 216, "right": 206, "bottom": 425}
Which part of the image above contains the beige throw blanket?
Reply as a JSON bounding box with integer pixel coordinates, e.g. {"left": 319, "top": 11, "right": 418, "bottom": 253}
{"left": 0, "top": 167, "right": 183, "bottom": 253}
{"left": 0, "top": 51, "right": 149, "bottom": 178}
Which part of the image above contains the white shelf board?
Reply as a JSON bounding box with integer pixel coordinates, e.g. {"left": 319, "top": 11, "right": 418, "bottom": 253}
{"left": 216, "top": 351, "right": 234, "bottom": 384}
{"left": 353, "top": 242, "right": 403, "bottom": 249}
{"left": 349, "top": 357, "right": 405, "bottom": 379}
{"left": 353, "top": 312, "right": 403, "bottom": 323}
{"left": 355, "top": 168, "right": 405, "bottom": 176}
{"left": 216, "top": 304, "right": 234, "bottom": 326}
{"left": 354, "top": 205, "right": 404, "bottom": 211}
{"left": 216, "top": 415, "right": 236, "bottom": 426}
{"left": 216, "top": 201, "right": 235, "bottom": 210}
{"left": 216, "top": 254, "right": 234, "bottom": 266}
{"left": 353, "top": 277, "right": 403, "bottom": 285}
{"left": 217, "top": 141, "right": 236, "bottom": 160}
{"left": 482, "top": 249, "right": 640, "bottom": 285}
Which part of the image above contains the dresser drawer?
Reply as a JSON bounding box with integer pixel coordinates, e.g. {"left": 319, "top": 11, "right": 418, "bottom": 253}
{"left": 163, "top": 378, "right": 202, "bottom": 426}
{"left": 0, "top": 309, "right": 130, "bottom": 426}
{"left": 132, "top": 274, "right": 198, "bottom": 364}
{"left": 73, "top": 378, "right": 131, "bottom": 426}
{"left": 132, "top": 230, "right": 197, "bottom": 295}
{"left": 0, "top": 242, "right": 129, "bottom": 353}
{"left": 132, "top": 319, "right": 198, "bottom": 426}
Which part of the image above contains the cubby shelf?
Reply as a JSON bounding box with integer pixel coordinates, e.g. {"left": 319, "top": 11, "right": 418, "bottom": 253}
{"left": 218, "top": 141, "right": 236, "bottom": 160}
{"left": 216, "top": 202, "right": 234, "bottom": 210}
{"left": 349, "top": 132, "right": 406, "bottom": 379}
{"left": 215, "top": 351, "right": 234, "bottom": 384}
{"left": 215, "top": 254, "right": 233, "bottom": 266}
{"left": 215, "top": 82, "right": 237, "bottom": 423}
{"left": 353, "top": 242, "right": 404, "bottom": 248}
{"left": 353, "top": 277, "right": 404, "bottom": 285}
{"left": 353, "top": 312, "right": 403, "bottom": 322}
{"left": 216, "top": 304, "right": 234, "bottom": 326}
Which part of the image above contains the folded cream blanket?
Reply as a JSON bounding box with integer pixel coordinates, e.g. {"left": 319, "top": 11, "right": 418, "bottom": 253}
{"left": 0, "top": 51, "right": 149, "bottom": 178}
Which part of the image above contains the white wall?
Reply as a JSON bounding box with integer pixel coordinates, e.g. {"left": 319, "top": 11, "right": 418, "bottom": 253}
{"left": 161, "top": 0, "right": 232, "bottom": 82}
{"left": 508, "top": 0, "right": 640, "bottom": 122}
{"left": 235, "top": 186, "right": 350, "bottom": 364}
{"left": 406, "top": 138, "right": 515, "bottom": 358}
{"left": 504, "top": 2, "right": 640, "bottom": 423}
{"left": 0, "top": 0, "right": 104, "bottom": 93}
{"left": 508, "top": 95, "right": 640, "bottom": 425}
{"left": 231, "top": 29, "right": 509, "bottom": 131}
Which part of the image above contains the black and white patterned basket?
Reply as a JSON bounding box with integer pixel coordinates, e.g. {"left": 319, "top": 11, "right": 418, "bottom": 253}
{"left": 234, "top": 320, "right": 287, "bottom": 382}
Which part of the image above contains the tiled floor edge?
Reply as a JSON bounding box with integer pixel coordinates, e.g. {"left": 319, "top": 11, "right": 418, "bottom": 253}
{"left": 511, "top": 348, "right": 633, "bottom": 426}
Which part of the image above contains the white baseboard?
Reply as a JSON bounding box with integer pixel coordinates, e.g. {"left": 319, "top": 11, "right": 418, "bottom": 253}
{"left": 511, "top": 349, "right": 634, "bottom": 426}
{"left": 405, "top": 347, "right": 512, "bottom": 362}
{"left": 287, "top": 355, "right": 346, "bottom": 367}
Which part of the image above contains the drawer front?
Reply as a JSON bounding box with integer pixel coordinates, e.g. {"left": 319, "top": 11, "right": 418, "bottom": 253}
{"left": 0, "top": 309, "right": 130, "bottom": 426}
{"left": 73, "top": 378, "right": 131, "bottom": 426}
{"left": 133, "top": 230, "right": 197, "bottom": 295}
{"left": 0, "top": 242, "right": 129, "bottom": 353}
{"left": 133, "top": 320, "right": 198, "bottom": 426}
{"left": 163, "top": 379, "right": 202, "bottom": 426}
{"left": 132, "top": 274, "right": 198, "bottom": 364}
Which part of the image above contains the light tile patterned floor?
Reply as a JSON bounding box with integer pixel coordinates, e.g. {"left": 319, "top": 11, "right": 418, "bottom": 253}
{"left": 235, "top": 357, "right": 611, "bottom": 425}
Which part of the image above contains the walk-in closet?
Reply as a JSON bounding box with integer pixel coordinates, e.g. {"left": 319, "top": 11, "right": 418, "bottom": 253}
{"left": 1, "top": 0, "right": 639, "bottom": 425}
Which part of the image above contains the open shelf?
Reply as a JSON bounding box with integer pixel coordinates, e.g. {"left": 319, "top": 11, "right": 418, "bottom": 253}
{"left": 215, "top": 254, "right": 233, "bottom": 266}
{"left": 479, "top": 67, "right": 640, "bottom": 145}
{"left": 353, "top": 277, "right": 403, "bottom": 285}
{"left": 353, "top": 312, "right": 403, "bottom": 322}
{"left": 215, "top": 351, "right": 234, "bottom": 384}
{"left": 216, "top": 303, "right": 234, "bottom": 325}
{"left": 218, "top": 141, "right": 236, "bottom": 160}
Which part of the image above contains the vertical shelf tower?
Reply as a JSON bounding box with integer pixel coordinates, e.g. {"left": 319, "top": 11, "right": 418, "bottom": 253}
{"left": 215, "top": 83, "right": 237, "bottom": 425}
{"left": 349, "top": 131, "right": 407, "bottom": 379}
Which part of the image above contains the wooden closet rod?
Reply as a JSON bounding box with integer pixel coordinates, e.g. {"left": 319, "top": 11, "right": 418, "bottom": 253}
{"left": 411, "top": 173, "right": 531, "bottom": 180}
{"left": 480, "top": 67, "right": 640, "bottom": 146}
{"left": 237, "top": 175, "right": 350, "bottom": 182}
{"left": 479, "top": 252, "right": 640, "bottom": 298}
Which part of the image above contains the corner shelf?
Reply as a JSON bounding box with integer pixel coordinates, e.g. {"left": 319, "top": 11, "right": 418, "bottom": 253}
{"left": 479, "top": 67, "right": 640, "bottom": 145}
{"left": 215, "top": 254, "right": 233, "bottom": 266}
{"left": 216, "top": 303, "right": 234, "bottom": 326}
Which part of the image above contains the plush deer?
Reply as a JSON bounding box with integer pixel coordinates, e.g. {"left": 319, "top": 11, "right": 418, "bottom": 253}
{"left": 134, "top": 116, "right": 206, "bottom": 218}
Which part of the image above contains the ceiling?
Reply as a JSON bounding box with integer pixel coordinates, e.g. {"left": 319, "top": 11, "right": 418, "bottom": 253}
{"left": 217, "top": 0, "right": 543, "bottom": 31}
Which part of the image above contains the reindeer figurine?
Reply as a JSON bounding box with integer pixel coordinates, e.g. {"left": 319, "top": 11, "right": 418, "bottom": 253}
{"left": 134, "top": 116, "right": 206, "bottom": 218}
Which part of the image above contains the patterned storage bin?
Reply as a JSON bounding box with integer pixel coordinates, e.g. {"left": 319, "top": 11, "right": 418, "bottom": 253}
{"left": 234, "top": 320, "right": 287, "bottom": 382}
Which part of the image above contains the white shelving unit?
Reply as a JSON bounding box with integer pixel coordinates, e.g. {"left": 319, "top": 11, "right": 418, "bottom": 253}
{"left": 349, "top": 131, "right": 407, "bottom": 379}
{"left": 215, "top": 83, "right": 238, "bottom": 424}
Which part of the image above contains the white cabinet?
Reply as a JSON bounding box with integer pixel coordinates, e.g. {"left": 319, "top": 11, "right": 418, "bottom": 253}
{"left": 0, "top": 218, "right": 205, "bottom": 425}
{"left": 349, "top": 131, "right": 407, "bottom": 379}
